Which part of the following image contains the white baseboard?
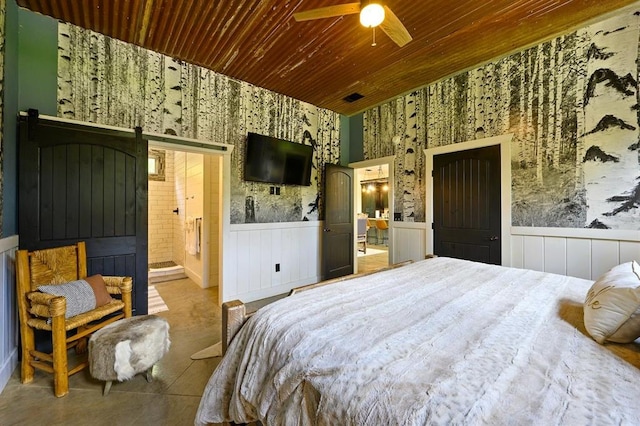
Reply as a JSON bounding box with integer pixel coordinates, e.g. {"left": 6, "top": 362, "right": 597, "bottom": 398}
{"left": 185, "top": 266, "right": 204, "bottom": 288}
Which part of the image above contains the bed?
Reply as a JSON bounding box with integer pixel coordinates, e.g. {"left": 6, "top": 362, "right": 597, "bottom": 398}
{"left": 196, "top": 257, "right": 640, "bottom": 425}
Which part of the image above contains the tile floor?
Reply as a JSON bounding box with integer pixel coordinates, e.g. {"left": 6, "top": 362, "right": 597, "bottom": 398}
{"left": 0, "top": 277, "right": 223, "bottom": 426}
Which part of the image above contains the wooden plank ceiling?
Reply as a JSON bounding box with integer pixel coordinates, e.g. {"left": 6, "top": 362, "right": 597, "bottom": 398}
{"left": 16, "top": 0, "right": 639, "bottom": 116}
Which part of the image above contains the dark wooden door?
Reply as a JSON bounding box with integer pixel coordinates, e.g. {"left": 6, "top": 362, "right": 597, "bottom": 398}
{"left": 433, "top": 145, "right": 501, "bottom": 265}
{"left": 18, "top": 111, "right": 149, "bottom": 314}
{"left": 322, "top": 164, "right": 354, "bottom": 280}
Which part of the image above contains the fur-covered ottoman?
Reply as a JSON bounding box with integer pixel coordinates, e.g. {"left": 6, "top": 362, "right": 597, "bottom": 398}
{"left": 89, "top": 315, "right": 170, "bottom": 395}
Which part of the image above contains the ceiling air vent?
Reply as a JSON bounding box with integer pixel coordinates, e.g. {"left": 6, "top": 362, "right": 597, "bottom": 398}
{"left": 343, "top": 92, "right": 364, "bottom": 103}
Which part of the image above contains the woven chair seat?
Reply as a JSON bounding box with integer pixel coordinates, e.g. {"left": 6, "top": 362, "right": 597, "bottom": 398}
{"left": 27, "top": 299, "right": 126, "bottom": 331}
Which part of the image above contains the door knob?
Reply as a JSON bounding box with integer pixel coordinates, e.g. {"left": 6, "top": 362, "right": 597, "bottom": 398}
{"left": 323, "top": 228, "right": 331, "bottom": 232}
{"left": 489, "top": 236, "right": 499, "bottom": 241}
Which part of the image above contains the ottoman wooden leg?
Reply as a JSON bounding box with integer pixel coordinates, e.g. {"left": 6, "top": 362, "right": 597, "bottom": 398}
{"left": 145, "top": 366, "right": 154, "bottom": 383}
{"left": 103, "top": 381, "right": 112, "bottom": 396}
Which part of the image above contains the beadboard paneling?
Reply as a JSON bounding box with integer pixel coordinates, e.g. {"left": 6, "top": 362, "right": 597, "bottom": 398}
{"left": 511, "top": 227, "right": 640, "bottom": 280}
{"left": 222, "top": 222, "right": 321, "bottom": 303}
{"left": 591, "top": 240, "right": 621, "bottom": 279}
{"left": 392, "top": 222, "right": 426, "bottom": 263}
{"left": 0, "top": 236, "right": 19, "bottom": 395}
{"left": 523, "top": 236, "right": 545, "bottom": 272}
{"left": 220, "top": 222, "right": 640, "bottom": 304}
{"left": 511, "top": 235, "right": 525, "bottom": 269}
{"left": 566, "top": 238, "right": 592, "bottom": 280}
{"left": 384, "top": 224, "right": 640, "bottom": 283}
{"left": 621, "top": 241, "right": 640, "bottom": 264}
{"left": 543, "top": 237, "right": 567, "bottom": 275}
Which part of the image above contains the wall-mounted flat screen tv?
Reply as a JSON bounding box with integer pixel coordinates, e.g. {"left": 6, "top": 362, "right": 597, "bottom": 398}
{"left": 243, "top": 132, "right": 313, "bottom": 186}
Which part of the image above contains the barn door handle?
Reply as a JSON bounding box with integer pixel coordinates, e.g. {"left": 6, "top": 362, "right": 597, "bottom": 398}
{"left": 489, "top": 236, "right": 499, "bottom": 241}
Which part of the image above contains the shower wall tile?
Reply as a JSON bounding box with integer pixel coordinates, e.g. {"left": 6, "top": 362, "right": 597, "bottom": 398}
{"left": 148, "top": 150, "right": 175, "bottom": 264}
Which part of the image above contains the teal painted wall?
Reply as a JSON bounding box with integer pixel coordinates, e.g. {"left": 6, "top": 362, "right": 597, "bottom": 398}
{"left": 2, "top": 0, "right": 18, "bottom": 236}
{"left": 2, "top": 4, "right": 57, "bottom": 236}
{"left": 348, "top": 114, "right": 364, "bottom": 163}
{"left": 339, "top": 113, "right": 364, "bottom": 165}
{"left": 340, "top": 114, "right": 350, "bottom": 165}
{"left": 17, "top": 8, "right": 57, "bottom": 114}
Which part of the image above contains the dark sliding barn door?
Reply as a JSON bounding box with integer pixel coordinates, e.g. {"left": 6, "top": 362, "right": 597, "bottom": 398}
{"left": 433, "top": 145, "right": 501, "bottom": 265}
{"left": 18, "top": 110, "right": 149, "bottom": 314}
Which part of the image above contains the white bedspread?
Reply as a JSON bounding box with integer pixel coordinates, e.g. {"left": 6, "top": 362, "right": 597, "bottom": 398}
{"left": 196, "top": 257, "right": 640, "bottom": 425}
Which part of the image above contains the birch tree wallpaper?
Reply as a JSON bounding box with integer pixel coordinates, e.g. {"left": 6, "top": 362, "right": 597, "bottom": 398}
{"left": 364, "top": 7, "right": 640, "bottom": 230}
{"left": 57, "top": 23, "right": 340, "bottom": 224}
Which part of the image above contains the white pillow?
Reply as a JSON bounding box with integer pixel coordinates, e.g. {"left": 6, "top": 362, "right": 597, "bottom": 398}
{"left": 584, "top": 261, "right": 640, "bottom": 344}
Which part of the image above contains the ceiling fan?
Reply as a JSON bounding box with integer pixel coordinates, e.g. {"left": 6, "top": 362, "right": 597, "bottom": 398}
{"left": 293, "top": 2, "right": 413, "bottom": 47}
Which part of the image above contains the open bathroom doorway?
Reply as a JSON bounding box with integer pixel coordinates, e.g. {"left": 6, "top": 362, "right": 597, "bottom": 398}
{"left": 147, "top": 144, "right": 224, "bottom": 309}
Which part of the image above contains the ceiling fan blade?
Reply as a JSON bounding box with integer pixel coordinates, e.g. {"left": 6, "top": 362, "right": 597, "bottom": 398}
{"left": 379, "top": 5, "right": 412, "bottom": 47}
{"left": 293, "top": 3, "right": 361, "bottom": 22}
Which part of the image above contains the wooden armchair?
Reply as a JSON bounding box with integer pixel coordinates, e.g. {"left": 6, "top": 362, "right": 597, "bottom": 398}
{"left": 16, "top": 241, "right": 132, "bottom": 397}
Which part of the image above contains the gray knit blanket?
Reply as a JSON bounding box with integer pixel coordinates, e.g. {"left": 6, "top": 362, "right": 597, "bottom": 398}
{"left": 38, "top": 279, "right": 95, "bottom": 318}
{"left": 196, "top": 257, "right": 640, "bottom": 425}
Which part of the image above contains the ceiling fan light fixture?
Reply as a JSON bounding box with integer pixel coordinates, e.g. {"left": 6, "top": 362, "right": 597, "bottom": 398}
{"left": 360, "top": 3, "right": 385, "bottom": 28}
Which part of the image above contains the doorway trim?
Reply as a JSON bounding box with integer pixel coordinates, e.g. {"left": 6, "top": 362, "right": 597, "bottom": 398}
{"left": 146, "top": 131, "right": 234, "bottom": 305}
{"left": 424, "top": 134, "right": 512, "bottom": 266}
{"left": 349, "top": 155, "right": 395, "bottom": 271}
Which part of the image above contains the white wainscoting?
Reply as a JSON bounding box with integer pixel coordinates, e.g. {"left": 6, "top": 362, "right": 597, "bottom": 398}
{"left": 511, "top": 227, "right": 640, "bottom": 280}
{"left": 0, "top": 235, "right": 19, "bottom": 395}
{"left": 222, "top": 221, "right": 322, "bottom": 303}
{"left": 391, "top": 221, "right": 426, "bottom": 263}
{"left": 398, "top": 223, "right": 639, "bottom": 281}
{"left": 220, "top": 222, "right": 640, "bottom": 304}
